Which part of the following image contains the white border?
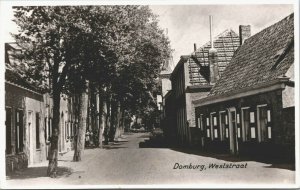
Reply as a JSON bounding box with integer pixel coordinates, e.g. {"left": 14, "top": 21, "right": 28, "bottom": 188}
{"left": 0, "top": 0, "right": 299, "bottom": 189}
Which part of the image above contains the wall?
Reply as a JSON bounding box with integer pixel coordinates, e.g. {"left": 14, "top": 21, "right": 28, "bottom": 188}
{"left": 5, "top": 82, "right": 44, "bottom": 172}
{"left": 195, "top": 89, "right": 295, "bottom": 160}
{"left": 161, "top": 77, "right": 172, "bottom": 97}
{"left": 170, "top": 62, "right": 187, "bottom": 145}
{"left": 25, "top": 96, "right": 46, "bottom": 165}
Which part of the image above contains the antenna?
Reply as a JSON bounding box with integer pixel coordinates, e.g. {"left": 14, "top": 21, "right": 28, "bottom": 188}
{"left": 209, "top": 15, "right": 213, "bottom": 48}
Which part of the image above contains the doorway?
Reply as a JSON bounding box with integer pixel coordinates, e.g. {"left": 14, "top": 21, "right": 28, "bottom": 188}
{"left": 228, "top": 108, "right": 238, "bottom": 154}
{"left": 27, "top": 111, "right": 34, "bottom": 165}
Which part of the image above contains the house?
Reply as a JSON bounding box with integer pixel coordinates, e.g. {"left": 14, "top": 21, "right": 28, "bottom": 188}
{"left": 43, "top": 93, "right": 76, "bottom": 157}
{"left": 158, "top": 54, "right": 173, "bottom": 124}
{"left": 5, "top": 43, "right": 77, "bottom": 173}
{"left": 193, "top": 13, "right": 294, "bottom": 160}
{"left": 164, "top": 23, "right": 249, "bottom": 146}
{"left": 5, "top": 43, "right": 46, "bottom": 172}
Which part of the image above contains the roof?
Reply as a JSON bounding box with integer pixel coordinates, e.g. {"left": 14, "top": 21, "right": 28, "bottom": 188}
{"left": 188, "top": 29, "right": 240, "bottom": 85}
{"left": 160, "top": 56, "right": 174, "bottom": 75}
{"left": 171, "top": 55, "right": 190, "bottom": 79}
{"left": 5, "top": 43, "right": 43, "bottom": 94}
{"left": 209, "top": 13, "right": 294, "bottom": 97}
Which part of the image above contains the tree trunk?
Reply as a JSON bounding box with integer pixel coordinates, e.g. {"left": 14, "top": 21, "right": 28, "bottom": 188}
{"left": 103, "top": 95, "right": 110, "bottom": 145}
{"left": 109, "top": 100, "right": 117, "bottom": 142}
{"left": 120, "top": 108, "right": 125, "bottom": 135}
{"left": 73, "top": 90, "right": 88, "bottom": 162}
{"left": 114, "top": 101, "right": 122, "bottom": 141}
{"left": 89, "top": 82, "right": 97, "bottom": 146}
{"left": 98, "top": 92, "right": 106, "bottom": 147}
{"left": 47, "top": 87, "right": 61, "bottom": 177}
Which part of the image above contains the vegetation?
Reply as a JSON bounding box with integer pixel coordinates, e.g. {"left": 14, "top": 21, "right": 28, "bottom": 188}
{"left": 12, "top": 5, "right": 171, "bottom": 176}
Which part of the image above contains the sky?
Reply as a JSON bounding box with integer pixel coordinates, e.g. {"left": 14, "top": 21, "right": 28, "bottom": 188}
{"left": 1, "top": 4, "right": 294, "bottom": 69}
{"left": 150, "top": 4, "right": 294, "bottom": 69}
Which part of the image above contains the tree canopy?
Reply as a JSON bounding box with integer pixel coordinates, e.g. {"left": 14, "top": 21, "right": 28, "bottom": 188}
{"left": 13, "top": 5, "right": 171, "bottom": 110}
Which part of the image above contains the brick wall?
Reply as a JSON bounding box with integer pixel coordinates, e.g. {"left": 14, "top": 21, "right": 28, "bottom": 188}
{"left": 187, "top": 91, "right": 210, "bottom": 128}
{"left": 195, "top": 89, "right": 295, "bottom": 159}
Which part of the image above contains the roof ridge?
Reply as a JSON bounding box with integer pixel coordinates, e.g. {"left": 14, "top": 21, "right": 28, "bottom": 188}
{"left": 244, "top": 13, "right": 294, "bottom": 42}
{"left": 193, "top": 28, "right": 238, "bottom": 53}
{"left": 208, "top": 13, "right": 294, "bottom": 97}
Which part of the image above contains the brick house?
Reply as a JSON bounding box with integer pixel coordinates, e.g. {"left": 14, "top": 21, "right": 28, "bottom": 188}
{"left": 164, "top": 26, "right": 250, "bottom": 146}
{"left": 193, "top": 13, "right": 294, "bottom": 160}
{"left": 5, "top": 43, "right": 77, "bottom": 173}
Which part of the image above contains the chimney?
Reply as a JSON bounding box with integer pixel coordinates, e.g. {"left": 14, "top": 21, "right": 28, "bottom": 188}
{"left": 239, "top": 25, "right": 251, "bottom": 45}
{"left": 194, "top": 43, "right": 197, "bottom": 52}
{"left": 208, "top": 15, "right": 219, "bottom": 85}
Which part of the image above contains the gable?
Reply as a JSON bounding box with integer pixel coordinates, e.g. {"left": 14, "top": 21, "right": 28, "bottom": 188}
{"left": 209, "top": 13, "right": 294, "bottom": 96}
{"left": 187, "top": 29, "right": 240, "bottom": 86}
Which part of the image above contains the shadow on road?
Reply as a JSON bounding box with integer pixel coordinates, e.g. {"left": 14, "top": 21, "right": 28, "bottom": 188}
{"left": 137, "top": 134, "right": 151, "bottom": 139}
{"left": 170, "top": 147, "right": 295, "bottom": 171}
{"left": 138, "top": 133, "right": 295, "bottom": 171}
{"left": 7, "top": 166, "right": 73, "bottom": 180}
{"left": 102, "top": 146, "right": 128, "bottom": 150}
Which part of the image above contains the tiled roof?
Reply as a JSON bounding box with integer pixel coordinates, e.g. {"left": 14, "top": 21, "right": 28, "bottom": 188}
{"left": 188, "top": 29, "right": 240, "bottom": 85}
{"left": 5, "top": 43, "right": 42, "bottom": 93}
{"left": 209, "top": 13, "right": 294, "bottom": 96}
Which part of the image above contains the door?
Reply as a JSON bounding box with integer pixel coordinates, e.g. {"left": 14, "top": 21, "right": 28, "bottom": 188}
{"left": 6, "top": 108, "right": 12, "bottom": 155}
{"left": 27, "top": 111, "right": 33, "bottom": 165}
{"left": 228, "top": 108, "right": 238, "bottom": 154}
{"left": 15, "top": 110, "right": 24, "bottom": 153}
{"left": 257, "top": 105, "right": 268, "bottom": 142}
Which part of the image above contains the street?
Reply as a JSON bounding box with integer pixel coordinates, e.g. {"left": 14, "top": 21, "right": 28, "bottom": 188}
{"left": 5, "top": 132, "right": 295, "bottom": 188}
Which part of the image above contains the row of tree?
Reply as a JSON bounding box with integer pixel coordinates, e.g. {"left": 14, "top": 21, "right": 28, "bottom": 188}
{"left": 12, "top": 5, "right": 171, "bottom": 176}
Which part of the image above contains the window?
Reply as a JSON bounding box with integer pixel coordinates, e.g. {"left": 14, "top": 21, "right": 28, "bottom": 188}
{"left": 250, "top": 110, "right": 256, "bottom": 139}
{"left": 71, "top": 122, "right": 73, "bottom": 137}
{"left": 68, "top": 121, "right": 72, "bottom": 138}
{"left": 213, "top": 117, "right": 217, "bottom": 126}
{"left": 242, "top": 108, "right": 250, "bottom": 141}
{"left": 206, "top": 118, "right": 210, "bottom": 126}
{"left": 210, "top": 113, "right": 218, "bottom": 139}
{"left": 206, "top": 117, "right": 210, "bottom": 138}
{"left": 44, "top": 118, "right": 47, "bottom": 141}
{"left": 250, "top": 112, "right": 255, "bottom": 123}
{"left": 198, "top": 115, "right": 203, "bottom": 130}
{"left": 225, "top": 128, "right": 229, "bottom": 138}
{"left": 251, "top": 127, "right": 256, "bottom": 138}
{"left": 237, "top": 114, "right": 240, "bottom": 124}
{"left": 49, "top": 118, "right": 52, "bottom": 139}
{"left": 206, "top": 128, "right": 210, "bottom": 137}
{"left": 214, "top": 129, "right": 218, "bottom": 138}
{"left": 6, "top": 108, "right": 12, "bottom": 154}
{"left": 36, "top": 113, "right": 40, "bottom": 149}
{"left": 15, "top": 110, "right": 24, "bottom": 153}
{"left": 258, "top": 106, "right": 269, "bottom": 142}
{"left": 225, "top": 114, "right": 229, "bottom": 139}
{"left": 65, "top": 121, "right": 68, "bottom": 140}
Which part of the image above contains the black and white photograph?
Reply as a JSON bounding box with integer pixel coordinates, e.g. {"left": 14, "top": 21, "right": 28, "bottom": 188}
{"left": 0, "top": 0, "right": 299, "bottom": 189}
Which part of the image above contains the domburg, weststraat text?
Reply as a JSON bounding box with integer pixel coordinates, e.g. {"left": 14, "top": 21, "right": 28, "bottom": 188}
{"left": 173, "top": 163, "right": 248, "bottom": 171}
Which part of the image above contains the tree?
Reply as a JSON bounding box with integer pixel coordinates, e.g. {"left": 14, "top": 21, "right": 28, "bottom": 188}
{"left": 12, "top": 5, "right": 171, "bottom": 176}
{"left": 12, "top": 6, "right": 97, "bottom": 175}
